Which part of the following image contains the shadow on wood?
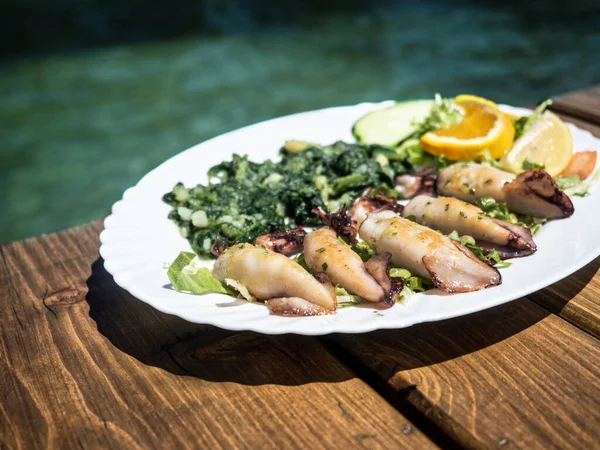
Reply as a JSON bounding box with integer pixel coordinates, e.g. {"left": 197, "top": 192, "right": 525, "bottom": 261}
{"left": 526, "top": 255, "right": 600, "bottom": 337}
{"left": 321, "top": 297, "right": 552, "bottom": 378}
{"left": 529, "top": 255, "right": 599, "bottom": 310}
{"left": 87, "top": 256, "right": 554, "bottom": 388}
{"left": 86, "top": 258, "right": 354, "bottom": 385}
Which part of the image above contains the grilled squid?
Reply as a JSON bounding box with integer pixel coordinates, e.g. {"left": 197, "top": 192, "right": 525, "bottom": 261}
{"left": 254, "top": 226, "right": 306, "bottom": 255}
{"left": 503, "top": 169, "right": 574, "bottom": 219}
{"left": 304, "top": 227, "right": 401, "bottom": 307}
{"left": 395, "top": 168, "right": 438, "bottom": 199}
{"left": 403, "top": 195, "right": 536, "bottom": 259}
{"left": 437, "top": 163, "right": 574, "bottom": 219}
{"left": 349, "top": 194, "right": 404, "bottom": 229}
{"left": 213, "top": 243, "right": 336, "bottom": 315}
{"left": 359, "top": 211, "right": 501, "bottom": 293}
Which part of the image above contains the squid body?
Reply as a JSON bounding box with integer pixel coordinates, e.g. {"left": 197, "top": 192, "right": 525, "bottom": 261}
{"left": 359, "top": 211, "right": 501, "bottom": 293}
{"left": 304, "top": 227, "right": 398, "bottom": 306}
{"left": 437, "top": 163, "right": 574, "bottom": 219}
{"left": 403, "top": 194, "right": 536, "bottom": 258}
{"left": 213, "top": 243, "right": 336, "bottom": 316}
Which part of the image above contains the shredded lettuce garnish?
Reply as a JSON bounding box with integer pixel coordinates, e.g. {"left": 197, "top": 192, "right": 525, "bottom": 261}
{"left": 395, "top": 139, "right": 451, "bottom": 170}
{"left": 335, "top": 286, "right": 363, "bottom": 308}
{"left": 513, "top": 99, "right": 552, "bottom": 140}
{"left": 389, "top": 267, "right": 433, "bottom": 302}
{"left": 554, "top": 172, "right": 600, "bottom": 197}
{"left": 414, "top": 93, "right": 464, "bottom": 136}
{"left": 390, "top": 268, "right": 430, "bottom": 293}
{"left": 477, "top": 197, "right": 546, "bottom": 235}
{"left": 350, "top": 241, "right": 375, "bottom": 262}
{"left": 553, "top": 174, "right": 581, "bottom": 190}
{"left": 392, "top": 95, "right": 461, "bottom": 169}
{"left": 447, "top": 231, "right": 511, "bottom": 268}
{"left": 477, "top": 149, "right": 505, "bottom": 170}
{"left": 292, "top": 252, "right": 309, "bottom": 270}
{"left": 167, "top": 251, "right": 229, "bottom": 294}
{"left": 522, "top": 159, "right": 545, "bottom": 170}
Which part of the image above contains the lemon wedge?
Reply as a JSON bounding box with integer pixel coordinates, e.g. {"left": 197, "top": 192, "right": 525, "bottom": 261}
{"left": 500, "top": 111, "right": 572, "bottom": 176}
{"left": 420, "top": 97, "right": 515, "bottom": 160}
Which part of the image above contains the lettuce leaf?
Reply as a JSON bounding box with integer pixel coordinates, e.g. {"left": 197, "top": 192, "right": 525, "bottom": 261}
{"left": 335, "top": 286, "right": 363, "bottom": 308}
{"left": 554, "top": 172, "right": 600, "bottom": 197}
{"left": 167, "top": 251, "right": 229, "bottom": 294}
{"left": 389, "top": 267, "right": 433, "bottom": 302}
{"left": 477, "top": 196, "right": 546, "bottom": 235}
{"left": 553, "top": 175, "right": 581, "bottom": 190}
{"left": 414, "top": 93, "right": 464, "bottom": 136}
{"left": 396, "top": 138, "right": 450, "bottom": 169}
{"left": 447, "top": 230, "right": 511, "bottom": 268}
{"left": 513, "top": 99, "right": 552, "bottom": 140}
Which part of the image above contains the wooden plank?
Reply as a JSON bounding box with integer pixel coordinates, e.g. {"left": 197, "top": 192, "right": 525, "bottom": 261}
{"left": 520, "top": 111, "right": 600, "bottom": 336}
{"left": 325, "top": 298, "right": 600, "bottom": 449}
{"left": 0, "top": 222, "right": 435, "bottom": 449}
{"left": 555, "top": 112, "right": 600, "bottom": 140}
{"left": 527, "top": 257, "right": 600, "bottom": 339}
{"left": 550, "top": 85, "right": 600, "bottom": 124}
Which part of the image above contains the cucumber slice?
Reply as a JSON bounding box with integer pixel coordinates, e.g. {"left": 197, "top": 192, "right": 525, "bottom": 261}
{"left": 353, "top": 100, "right": 434, "bottom": 147}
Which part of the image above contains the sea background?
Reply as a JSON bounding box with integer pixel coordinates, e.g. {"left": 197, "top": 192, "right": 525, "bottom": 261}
{"left": 1, "top": 0, "right": 599, "bottom": 243}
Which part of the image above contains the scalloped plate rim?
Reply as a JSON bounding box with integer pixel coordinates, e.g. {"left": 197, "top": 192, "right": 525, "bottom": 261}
{"left": 99, "top": 101, "right": 600, "bottom": 335}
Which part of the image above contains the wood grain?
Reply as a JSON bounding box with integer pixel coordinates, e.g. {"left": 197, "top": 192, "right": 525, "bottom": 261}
{"left": 527, "top": 257, "right": 600, "bottom": 338}
{"left": 523, "top": 100, "right": 600, "bottom": 336}
{"left": 325, "top": 299, "right": 600, "bottom": 449}
{"left": 0, "top": 222, "right": 435, "bottom": 449}
{"left": 2, "top": 85, "right": 600, "bottom": 450}
{"left": 551, "top": 85, "right": 600, "bottom": 124}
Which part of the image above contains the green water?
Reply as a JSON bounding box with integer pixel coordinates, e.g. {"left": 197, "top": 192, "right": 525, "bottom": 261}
{"left": 1, "top": 3, "right": 599, "bottom": 243}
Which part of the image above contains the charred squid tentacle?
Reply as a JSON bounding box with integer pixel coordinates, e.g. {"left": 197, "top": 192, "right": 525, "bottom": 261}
{"left": 503, "top": 169, "right": 574, "bottom": 219}
{"left": 402, "top": 194, "right": 536, "bottom": 259}
{"left": 254, "top": 226, "right": 307, "bottom": 255}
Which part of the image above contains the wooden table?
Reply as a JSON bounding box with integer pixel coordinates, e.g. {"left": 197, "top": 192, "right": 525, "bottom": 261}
{"left": 2, "top": 86, "right": 600, "bottom": 450}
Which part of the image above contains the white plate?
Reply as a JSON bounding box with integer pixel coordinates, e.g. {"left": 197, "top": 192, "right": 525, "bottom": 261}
{"left": 99, "top": 102, "right": 600, "bottom": 335}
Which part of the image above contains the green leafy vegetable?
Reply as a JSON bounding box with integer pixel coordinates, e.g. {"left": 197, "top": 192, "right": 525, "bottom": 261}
{"left": 553, "top": 175, "right": 581, "bottom": 190}
{"left": 522, "top": 159, "right": 545, "bottom": 170}
{"left": 164, "top": 141, "right": 427, "bottom": 258}
{"left": 477, "top": 197, "right": 546, "bottom": 235}
{"left": 478, "top": 149, "right": 505, "bottom": 170}
{"left": 335, "top": 286, "right": 362, "bottom": 308}
{"left": 513, "top": 99, "right": 552, "bottom": 140}
{"left": 167, "top": 252, "right": 229, "bottom": 294}
{"left": 447, "top": 231, "right": 511, "bottom": 268}
{"left": 350, "top": 241, "right": 374, "bottom": 261}
{"left": 292, "top": 252, "right": 309, "bottom": 270}
{"left": 395, "top": 138, "right": 451, "bottom": 170}
{"left": 554, "top": 171, "right": 600, "bottom": 197}
{"left": 414, "top": 93, "right": 464, "bottom": 136}
{"left": 389, "top": 267, "right": 432, "bottom": 302}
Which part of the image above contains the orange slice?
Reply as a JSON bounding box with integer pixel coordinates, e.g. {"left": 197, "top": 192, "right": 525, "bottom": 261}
{"left": 420, "top": 97, "right": 515, "bottom": 161}
{"left": 453, "top": 94, "right": 499, "bottom": 109}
